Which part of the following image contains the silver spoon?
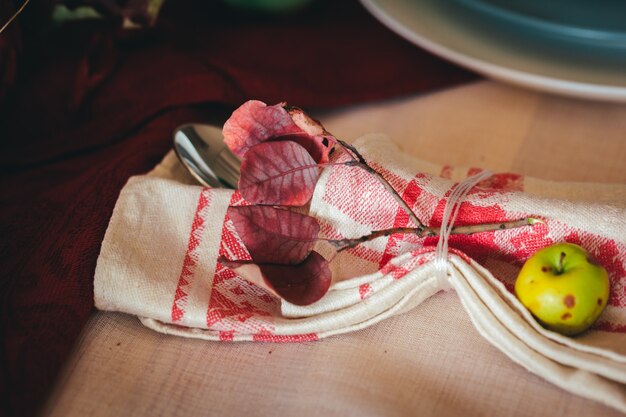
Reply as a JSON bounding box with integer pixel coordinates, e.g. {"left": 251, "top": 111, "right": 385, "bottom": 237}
{"left": 173, "top": 123, "right": 241, "bottom": 189}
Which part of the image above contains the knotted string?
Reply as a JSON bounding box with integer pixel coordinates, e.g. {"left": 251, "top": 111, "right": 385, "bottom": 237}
{"left": 435, "top": 170, "right": 493, "bottom": 290}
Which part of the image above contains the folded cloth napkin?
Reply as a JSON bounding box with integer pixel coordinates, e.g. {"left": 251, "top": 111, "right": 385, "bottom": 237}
{"left": 95, "top": 134, "right": 626, "bottom": 412}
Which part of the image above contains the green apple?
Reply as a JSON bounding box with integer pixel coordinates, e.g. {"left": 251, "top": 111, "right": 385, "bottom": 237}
{"left": 515, "top": 243, "right": 610, "bottom": 336}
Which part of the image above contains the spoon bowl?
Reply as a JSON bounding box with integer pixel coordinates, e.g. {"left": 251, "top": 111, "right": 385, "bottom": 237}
{"left": 173, "top": 124, "right": 241, "bottom": 189}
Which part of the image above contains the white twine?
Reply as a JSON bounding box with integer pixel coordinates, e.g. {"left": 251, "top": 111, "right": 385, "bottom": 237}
{"left": 435, "top": 170, "right": 492, "bottom": 290}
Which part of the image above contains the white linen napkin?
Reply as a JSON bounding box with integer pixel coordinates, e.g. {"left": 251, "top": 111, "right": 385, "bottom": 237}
{"left": 95, "top": 134, "right": 626, "bottom": 412}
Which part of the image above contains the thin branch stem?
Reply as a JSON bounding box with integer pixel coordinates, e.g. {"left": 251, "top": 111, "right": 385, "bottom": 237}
{"left": 0, "top": 0, "right": 30, "bottom": 34}
{"left": 337, "top": 139, "right": 426, "bottom": 230}
{"left": 326, "top": 217, "right": 541, "bottom": 251}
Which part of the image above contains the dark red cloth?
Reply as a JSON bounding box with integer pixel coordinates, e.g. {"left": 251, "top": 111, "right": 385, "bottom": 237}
{"left": 0, "top": 1, "right": 475, "bottom": 416}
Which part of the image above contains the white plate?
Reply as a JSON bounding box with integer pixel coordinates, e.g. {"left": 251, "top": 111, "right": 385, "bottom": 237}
{"left": 360, "top": 0, "right": 626, "bottom": 102}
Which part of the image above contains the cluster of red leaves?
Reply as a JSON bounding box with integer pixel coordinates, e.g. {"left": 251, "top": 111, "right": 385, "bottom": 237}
{"left": 221, "top": 101, "right": 338, "bottom": 305}
{"left": 224, "top": 100, "right": 336, "bottom": 206}
{"left": 218, "top": 101, "right": 538, "bottom": 307}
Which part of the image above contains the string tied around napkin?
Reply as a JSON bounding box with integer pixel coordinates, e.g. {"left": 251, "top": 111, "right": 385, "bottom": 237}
{"left": 435, "top": 170, "right": 492, "bottom": 290}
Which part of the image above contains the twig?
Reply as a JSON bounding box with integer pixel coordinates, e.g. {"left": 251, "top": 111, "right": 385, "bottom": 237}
{"left": 337, "top": 139, "right": 426, "bottom": 231}
{"left": 327, "top": 218, "right": 541, "bottom": 251}
{"left": 0, "top": 0, "right": 30, "bottom": 34}
{"left": 422, "top": 217, "right": 542, "bottom": 237}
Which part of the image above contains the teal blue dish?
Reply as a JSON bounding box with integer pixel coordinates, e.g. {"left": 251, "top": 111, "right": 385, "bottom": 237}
{"left": 455, "top": 0, "right": 626, "bottom": 52}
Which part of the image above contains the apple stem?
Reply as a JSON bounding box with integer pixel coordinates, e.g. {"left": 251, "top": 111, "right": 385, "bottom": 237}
{"left": 557, "top": 251, "right": 566, "bottom": 274}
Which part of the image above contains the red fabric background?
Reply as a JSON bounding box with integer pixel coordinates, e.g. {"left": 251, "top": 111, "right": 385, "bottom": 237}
{"left": 0, "top": 1, "right": 475, "bottom": 416}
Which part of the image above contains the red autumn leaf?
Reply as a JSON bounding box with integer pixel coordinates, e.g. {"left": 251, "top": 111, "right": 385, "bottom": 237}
{"left": 260, "top": 251, "right": 332, "bottom": 306}
{"left": 223, "top": 100, "right": 335, "bottom": 163}
{"left": 239, "top": 141, "right": 321, "bottom": 206}
{"left": 220, "top": 251, "right": 332, "bottom": 306}
{"left": 227, "top": 205, "right": 320, "bottom": 264}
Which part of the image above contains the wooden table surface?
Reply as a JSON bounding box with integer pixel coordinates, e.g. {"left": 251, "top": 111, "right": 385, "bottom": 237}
{"left": 42, "top": 81, "right": 626, "bottom": 417}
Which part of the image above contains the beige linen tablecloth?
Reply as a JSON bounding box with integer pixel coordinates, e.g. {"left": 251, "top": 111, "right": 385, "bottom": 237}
{"left": 42, "top": 81, "right": 626, "bottom": 417}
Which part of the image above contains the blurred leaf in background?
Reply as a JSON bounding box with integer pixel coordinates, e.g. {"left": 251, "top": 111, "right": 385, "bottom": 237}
{"left": 52, "top": 0, "right": 166, "bottom": 28}
{"left": 223, "top": 0, "right": 313, "bottom": 13}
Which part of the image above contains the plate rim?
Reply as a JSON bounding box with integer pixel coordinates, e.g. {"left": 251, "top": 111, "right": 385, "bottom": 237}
{"left": 457, "top": 0, "right": 626, "bottom": 44}
{"left": 360, "top": 0, "right": 626, "bottom": 102}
